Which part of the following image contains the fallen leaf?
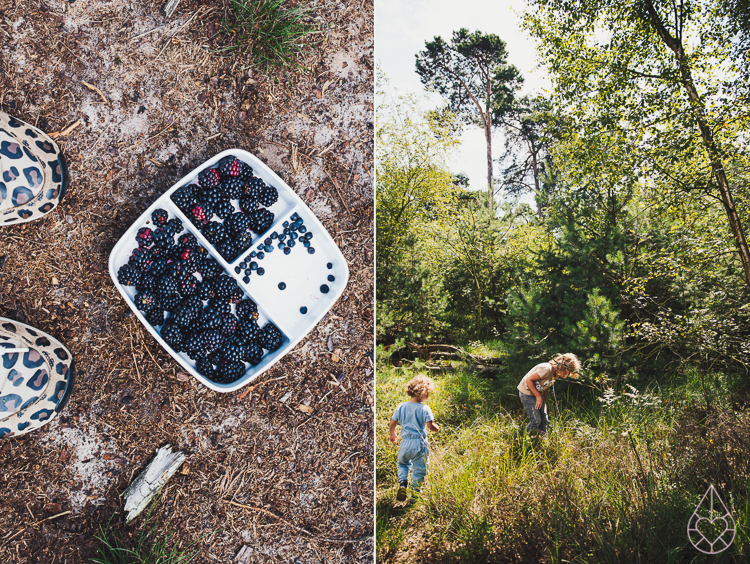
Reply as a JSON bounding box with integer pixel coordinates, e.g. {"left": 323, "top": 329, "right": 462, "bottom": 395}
{"left": 327, "top": 336, "right": 333, "bottom": 352}
{"left": 176, "top": 372, "right": 190, "bottom": 382}
{"left": 296, "top": 404, "right": 313, "bottom": 413}
{"left": 331, "top": 354, "right": 340, "bottom": 363}
{"left": 279, "top": 391, "right": 292, "bottom": 403}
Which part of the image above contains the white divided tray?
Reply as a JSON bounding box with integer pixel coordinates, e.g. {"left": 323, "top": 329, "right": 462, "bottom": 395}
{"left": 108, "top": 149, "right": 349, "bottom": 392}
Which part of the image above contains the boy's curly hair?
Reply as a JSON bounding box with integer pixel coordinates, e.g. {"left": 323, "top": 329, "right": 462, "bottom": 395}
{"left": 551, "top": 353, "right": 582, "bottom": 378}
{"left": 405, "top": 374, "right": 435, "bottom": 398}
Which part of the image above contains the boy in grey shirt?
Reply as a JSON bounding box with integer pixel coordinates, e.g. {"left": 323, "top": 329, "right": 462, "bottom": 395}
{"left": 389, "top": 374, "right": 440, "bottom": 501}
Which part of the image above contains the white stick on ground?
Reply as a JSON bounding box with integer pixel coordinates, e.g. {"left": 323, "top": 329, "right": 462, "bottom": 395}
{"left": 164, "top": 0, "right": 181, "bottom": 18}
{"left": 122, "top": 445, "right": 185, "bottom": 524}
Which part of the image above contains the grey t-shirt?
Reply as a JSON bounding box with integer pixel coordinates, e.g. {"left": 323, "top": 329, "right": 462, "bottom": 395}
{"left": 517, "top": 362, "right": 556, "bottom": 396}
{"left": 391, "top": 402, "right": 434, "bottom": 438}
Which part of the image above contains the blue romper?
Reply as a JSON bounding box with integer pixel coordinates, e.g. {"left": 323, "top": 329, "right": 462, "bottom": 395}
{"left": 392, "top": 402, "right": 434, "bottom": 488}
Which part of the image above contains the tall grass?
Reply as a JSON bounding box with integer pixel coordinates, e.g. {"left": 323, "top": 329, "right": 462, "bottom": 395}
{"left": 376, "top": 363, "right": 750, "bottom": 563}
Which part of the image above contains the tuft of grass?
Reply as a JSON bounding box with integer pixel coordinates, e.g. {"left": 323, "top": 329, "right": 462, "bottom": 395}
{"left": 216, "top": 0, "right": 320, "bottom": 72}
{"left": 91, "top": 508, "right": 201, "bottom": 564}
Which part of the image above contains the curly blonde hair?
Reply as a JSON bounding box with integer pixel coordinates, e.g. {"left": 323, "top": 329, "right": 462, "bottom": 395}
{"left": 405, "top": 374, "right": 435, "bottom": 398}
{"left": 550, "top": 353, "right": 581, "bottom": 378}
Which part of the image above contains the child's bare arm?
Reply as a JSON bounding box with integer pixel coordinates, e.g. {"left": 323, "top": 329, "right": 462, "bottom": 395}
{"left": 389, "top": 419, "right": 398, "bottom": 443}
{"left": 426, "top": 420, "right": 439, "bottom": 432}
{"left": 526, "top": 372, "right": 544, "bottom": 409}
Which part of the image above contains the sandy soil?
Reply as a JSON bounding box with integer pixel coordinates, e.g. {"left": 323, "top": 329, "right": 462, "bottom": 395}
{"left": 0, "top": 0, "right": 374, "bottom": 562}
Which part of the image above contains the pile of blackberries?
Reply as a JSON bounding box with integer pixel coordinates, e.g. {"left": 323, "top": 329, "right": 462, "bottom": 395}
{"left": 117, "top": 208, "right": 284, "bottom": 384}
{"left": 170, "top": 155, "right": 279, "bottom": 263}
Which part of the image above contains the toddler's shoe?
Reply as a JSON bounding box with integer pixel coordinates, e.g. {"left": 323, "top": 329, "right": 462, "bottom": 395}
{"left": 396, "top": 480, "right": 408, "bottom": 501}
{"left": 0, "top": 317, "right": 75, "bottom": 438}
{"left": 1, "top": 112, "right": 69, "bottom": 225}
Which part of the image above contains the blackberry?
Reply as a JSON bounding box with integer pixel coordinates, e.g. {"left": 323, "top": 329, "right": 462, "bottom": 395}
{"left": 239, "top": 162, "right": 254, "bottom": 182}
{"left": 224, "top": 178, "right": 244, "bottom": 200}
{"left": 213, "top": 359, "right": 245, "bottom": 384}
{"left": 171, "top": 185, "right": 198, "bottom": 212}
{"left": 157, "top": 275, "right": 179, "bottom": 296}
{"left": 172, "top": 303, "right": 199, "bottom": 327}
{"left": 261, "top": 323, "right": 284, "bottom": 352}
{"left": 234, "top": 232, "right": 253, "bottom": 254}
{"left": 196, "top": 357, "right": 217, "bottom": 378}
{"left": 136, "top": 227, "right": 154, "bottom": 247}
{"left": 216, "top": 239, "right": 238, "bottom": 262}
{"left": 218, "top": 156, "right": 242, "bottom": 178}
{"left": 151, "top": 208, "right": 169, "bottom": 226}
{"left": 235, "top": 298, "right": 258, "bottom": 320}
{"left": 198, "top": 167, "right": 221, "bottom": 190}
{"left": 219, "top": 312, "right": 238, "bottom": 336}
{"left": 145, "top": 308, "right": 166, "bottom": 326}
{"left": 220, "top": 336, "right": 246, "bottom": 362}
{"left": 237, "top": 318, "right": 261, "bottom": 342}
{"left": 166, "top": 218, "right": 183, "bottom": 236}
{"left": 177, "top": 246, "right": 200, "bottom": 266}
{"left": 148, "top": 256, "right": 169, "bottom": 278}
{"left": 189, "top": 202, "right": 213, "bottom": 226}
{"left": 320, "top": 284, "right": 329, "bottom": 293}
{"left": 258, "top": 184, "right": 279, "bottom": 207}
{"left": 228, "top": 287, "right": 243, "bottom": 304}
{"left": 134, "top": 291, "right": 158, "bottom": 312}
{"left": 160, "top": 293, "right": 182, "bottom": 313}
{"left": 129, "top": 247, "right": 153, "bottom": 272}
{"left": 243, "top": 341, "right": 263, "bottom": 366}
{"left": 117, "top": 264, "right": 141, "bottom": 286}
{"left": 238, "top": 194, "right": 258, "bottom": 214}
{"left": 214, "top": 275, "right": 240, "bottom": 299}
{"left": 179, "top": 275, "right": 200, "bottom": 296}
{"left": 202, "top": 221, "right": 228, "bottom": 245}
{"left": 201, "top": 329, "right": 224, "bottom": 354}
{"left": 207, "top": 298, "right": 231, "bottom": 314}
{"left": 135, "top": 273, "right": 157, "bottom": 293}
{"left": 153, "top": 227, "right": 173, "bottom": 247}
{"left": 225, "top": 212, "right": 252, "bottom": 235}
{"left": 197, "top": 308, "right": 222, "bottom": 331}
{"left": 198, "top": 257, "right": 222, "bottom": 279}
{"left": 244, "top": 177, "right": 263, "bottom": 200}
{"left": 214, "top": 199, "right": 235, "bottom": 220}
{"left": 183, "top": 331, "right": 207, "bottom": 360}
{"left": 160, "top": 321, "right": 184, "bottom": 351}
{"left": 200, "top": 185, "right": 226, "bottom": 207}
{"left": 249, "top": 208, "right": 274, "bottom": 234}
{"left": 178, "top": 233, "right": 199, "bottom": 249}
{"left": 198, "top": 278, "right": 217, "bottom": 301}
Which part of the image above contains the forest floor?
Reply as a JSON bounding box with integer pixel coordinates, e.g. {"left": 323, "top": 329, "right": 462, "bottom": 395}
{"left": 0, "top": 0, "right": 374, "bottom": 562}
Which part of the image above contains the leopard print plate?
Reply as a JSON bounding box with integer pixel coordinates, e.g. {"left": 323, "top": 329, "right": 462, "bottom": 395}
{"left": 0, "top": 112, "right": 68, "bottom": 225}
{"left": 0, "top": 318, "right": 75, "bottom": 438}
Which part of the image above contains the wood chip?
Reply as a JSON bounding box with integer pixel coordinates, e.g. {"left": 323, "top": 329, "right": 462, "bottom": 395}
{"left": 81, "top": 81, "right": 109, "bottom": 104}
{"left": 48, "top": 119, "right": 81, "bottom": 139}
{"left": 296, "top": 404, "right": 313, "bottom": 414}
{"left": 51, "top": 277, "right": 59, "bottom": 286}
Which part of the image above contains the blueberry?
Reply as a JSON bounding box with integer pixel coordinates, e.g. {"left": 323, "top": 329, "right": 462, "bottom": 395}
{"left": 303, "top": 241, "right": 311, "bottom": 248}
{"left": 306, "top": 233, "right": 313, "bottom": 240}
{"left": 242, "top": 276, "right": 250, "bottom": 283}
{"left": 300, "top": 306, "right": 307, "bottom": 314}
{"left": 235, "top": 266, "right": 241, "bottom": 274}
{"left": 284, "top": 228, "right": 290, "bottom": 235}
{"left": 287, "top": 240, "right": 296, "bottom": 248}
{"left": 257, "top": 267, "right": 265, "bottom": 275}
{"left": 299, "top": 225, "right": 307, "bottom": 234}
{"left": 308, "top": 247, "right": 316, "bottom": 254}
{"left": 271, "top": 232, "right": 278, "bottom": 239}
{"left": 290, "top": 224, "right": 298, "bottom": 232}
{"left": 328, "top": 275, "right": 335, "bottom": 282}
{"left": 283, "top": 221, "right": 289, "bottom": 228}
{"left": 250, "top": 251, "right": 257, "bottom": 258}
{"left": 278, "top": 282, "right": 286, "bottom": 290}
{"left": 257, "top": 244, "right": 264, "bottom": 250}
{"left": 283, "top": 247, "right": 291, "bottom": 255}
{"left": 239, "top": 261, "right": 247, "bottom": 269}
{"left": 327, "top": 262, "right": 333, "bottom": 269}
{"left": 290, "top": 232, "right": 298, "bottom": 240}
{"left": 264, "top": 244, "right": 273, "bottom": 252}
{"left": 320, "top": 284, "right": 329, "bottom": 293}
{"left": 278, "top": 242, "right": 285, "bottom": 249}
{"left": 250, "top": 262, "right": 258, "bottom": 270}
{"left": 278, "top": 233, "right": 287, "bottom": 241}
{"left": 245, "top": 269, "right": 252, "bottom": 276}
{"left": 264, "top": 238, "right": 272, "bottom": 245}
{"left": 257, "top": 252, "right": 265, "bottom": 260}
{"left": 291, "top": 213, "right": 299, "bottom": 221}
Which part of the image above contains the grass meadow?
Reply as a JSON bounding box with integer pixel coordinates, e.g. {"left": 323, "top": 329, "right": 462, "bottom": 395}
{"left": 376, "top": 353, "right": 750, "bottom": 563}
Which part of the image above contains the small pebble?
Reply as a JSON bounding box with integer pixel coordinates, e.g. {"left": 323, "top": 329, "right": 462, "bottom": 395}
{"left": 278, "top": 282, "right": 286, "bottom": 290}
{"left": 320, "top": 284, "right": 329, "bottom": 293}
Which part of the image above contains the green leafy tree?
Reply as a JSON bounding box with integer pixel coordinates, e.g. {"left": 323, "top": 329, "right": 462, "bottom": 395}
{"left": 415, "top": 29, "right": 523, "bottom": 198}
{"left": 524, "top": 0, "right": 750, "bottom": 288}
